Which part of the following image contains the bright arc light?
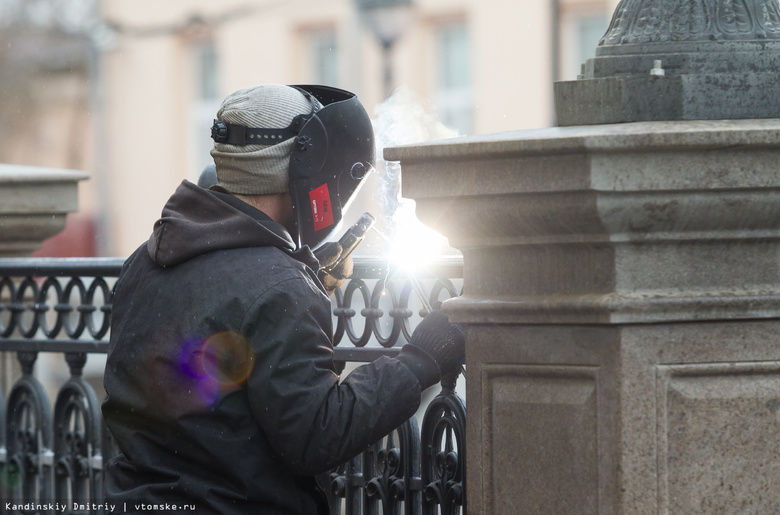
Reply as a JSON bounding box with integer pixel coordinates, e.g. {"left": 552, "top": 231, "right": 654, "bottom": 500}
{"left": 388, "top": 222, "right": 451, "bottom": 274}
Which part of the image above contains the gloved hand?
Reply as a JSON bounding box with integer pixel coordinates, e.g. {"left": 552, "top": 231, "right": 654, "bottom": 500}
{"left": 314, "top": 242, "right": 354, "bottom": 296}
{"left": 397, "top": 310, "right": 465, "bottom": 390}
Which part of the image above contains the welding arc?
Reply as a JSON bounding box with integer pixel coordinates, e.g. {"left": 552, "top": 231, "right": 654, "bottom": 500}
{"left": 372, "top": 226, "right": 433, "bottom": 312}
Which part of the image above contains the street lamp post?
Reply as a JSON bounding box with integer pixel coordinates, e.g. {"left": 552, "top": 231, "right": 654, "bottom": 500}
{"left": 355, "top": 0, "right": 413, "bottom": 99}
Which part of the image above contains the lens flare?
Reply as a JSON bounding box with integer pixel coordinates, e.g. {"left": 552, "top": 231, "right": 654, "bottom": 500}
{"left": 180, "top": 337, "right": 208, "bottom": 379}
{"left": 179, "top": 331, "right": 255, "bottom": 406}
{"left": 201, "top": 331, "right": 255, "bottom": 386}
{"left": 195, "top": 375, "right": 220, "bottom": 407}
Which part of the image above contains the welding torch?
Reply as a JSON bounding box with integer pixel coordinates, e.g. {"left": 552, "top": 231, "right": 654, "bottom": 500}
{"left": 321, "top": 212, "right": 376, "bottom": 276}
{"left": 321, "top": 212, "right": 434, "bottom": 314}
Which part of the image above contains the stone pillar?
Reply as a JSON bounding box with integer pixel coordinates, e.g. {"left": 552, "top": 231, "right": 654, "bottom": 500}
{"left": 0, "top": 164, "right": 88, "bottom": 256}
{"left": 388, "top": 122, "right": 780, "bottom": 512}
{"left": 0, "top": 163, "right": 87, "bottom": 394}
{"left": 386, "top": 1, "right": 780, "bottom": 512}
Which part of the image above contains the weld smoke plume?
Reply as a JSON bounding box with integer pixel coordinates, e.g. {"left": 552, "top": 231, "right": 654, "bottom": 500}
{"left": 370, "top": 86, "right": 458, "bottom": 245}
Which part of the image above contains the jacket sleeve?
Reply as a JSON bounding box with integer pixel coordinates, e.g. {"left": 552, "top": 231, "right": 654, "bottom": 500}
{"left": 241, "top": 272, "right": 423, "bottom": 476}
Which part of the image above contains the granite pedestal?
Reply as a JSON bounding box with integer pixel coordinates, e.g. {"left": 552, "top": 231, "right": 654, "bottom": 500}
{"left": 387, "top": 119, "right": 780, "bottom": 513}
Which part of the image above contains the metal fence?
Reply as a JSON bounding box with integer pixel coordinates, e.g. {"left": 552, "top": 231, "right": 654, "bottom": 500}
{"left": 0, "top": 257, "right": 465, "bottom": 514}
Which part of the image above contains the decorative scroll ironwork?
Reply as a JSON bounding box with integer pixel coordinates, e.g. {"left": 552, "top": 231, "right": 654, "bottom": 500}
{"left": 421, "top": 372, "right": 467, "bottom": 515}
{"left": 334, "top": 274, "right": 461, "bottom": 348}
{"left": 328, "top": 417, "right": 423, "bottom": 515}
{"left": 3, "top": 352, "right": 53, "bottom": 506}
{"left": 0, "top": 257, "right": 463, "bottom": 352}
{"left": 0, "top": 259, "right": 120, "bottom": 353}
{"left": 0, "top": 256, "right": 466, "bottom": 512}
{"left": 325, "top": 372, "right": 466, "bottom": 515}
{"left": 330, "top": 258, "right": 463, "bottom": 373}
{"left": 53, "top": 352, "right": 104, "bottom": 508}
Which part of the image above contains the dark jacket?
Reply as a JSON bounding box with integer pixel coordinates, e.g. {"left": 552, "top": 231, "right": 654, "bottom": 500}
{"left": 102, "top": 180, "right": 422, "bottom": 514}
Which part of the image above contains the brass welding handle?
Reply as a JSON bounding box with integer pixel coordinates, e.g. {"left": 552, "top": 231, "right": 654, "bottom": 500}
{"left": 322, "top": 212, "right": 375, "bottom": 274}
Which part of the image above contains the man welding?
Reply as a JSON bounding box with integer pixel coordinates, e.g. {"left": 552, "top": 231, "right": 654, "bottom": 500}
{"left": 102, "top": 84, "right": 465, "bottom": 514}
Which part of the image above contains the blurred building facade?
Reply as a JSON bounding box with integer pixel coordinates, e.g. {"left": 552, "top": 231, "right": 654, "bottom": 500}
{"left": 1, "top": 0, "right": 620, "bottom": 257}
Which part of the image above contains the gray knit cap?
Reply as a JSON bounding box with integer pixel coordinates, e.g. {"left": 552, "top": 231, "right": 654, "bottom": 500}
{"left": 210, "top": 84, "right": 323, "bottom": 195}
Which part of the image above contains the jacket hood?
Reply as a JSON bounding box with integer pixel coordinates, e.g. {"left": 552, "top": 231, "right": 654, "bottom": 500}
{"left": 148, "top": 180, "right": 299, "bottom": 267}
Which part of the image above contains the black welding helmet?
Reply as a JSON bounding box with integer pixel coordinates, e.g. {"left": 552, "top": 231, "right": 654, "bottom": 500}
{"left": 210, "top": 84, "right": 374, "bottom": 250}
{"left": 287, "top": 85, "right": 374, "bottom": 249}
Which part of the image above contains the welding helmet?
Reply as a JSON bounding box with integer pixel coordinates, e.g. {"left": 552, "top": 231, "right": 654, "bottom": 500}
{"left": 287, "top": 85, "right": 374, "bottom": 249}
{"left": 210, "top": 84, "right": 374, "bottom": 250}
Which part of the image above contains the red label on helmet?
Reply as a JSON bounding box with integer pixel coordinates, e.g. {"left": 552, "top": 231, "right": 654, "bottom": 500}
{"left": 309, "top": 184, "right": 334, "bottom": 231}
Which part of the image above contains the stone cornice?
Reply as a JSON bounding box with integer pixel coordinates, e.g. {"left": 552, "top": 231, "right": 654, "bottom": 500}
{"left": 446, "top": 290, "right": 780, "bottom": 325}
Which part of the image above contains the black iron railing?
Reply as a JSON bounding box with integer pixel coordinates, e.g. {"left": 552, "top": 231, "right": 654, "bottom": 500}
{"left": 0, "top": 256, "right": 465, "bottom": 515}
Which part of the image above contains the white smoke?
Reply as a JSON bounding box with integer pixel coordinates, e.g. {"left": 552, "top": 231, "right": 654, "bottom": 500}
{"left": 371, "top": 86, "right": 459, "bottom": 234}
{"left": 348, "top": 85, "right": 461, "bottom": 267}
{"left": 373, "top": 85, "right": 459, "bottom": 147}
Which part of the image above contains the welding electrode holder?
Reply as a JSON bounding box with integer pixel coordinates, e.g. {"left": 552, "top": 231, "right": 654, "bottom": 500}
{"left": 321, "top": 212, "right": 375, "bottom": 275}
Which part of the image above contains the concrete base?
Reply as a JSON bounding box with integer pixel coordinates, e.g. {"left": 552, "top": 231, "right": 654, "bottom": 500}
{"left": 386, "top": 118, "right": 780, "bottom": 513}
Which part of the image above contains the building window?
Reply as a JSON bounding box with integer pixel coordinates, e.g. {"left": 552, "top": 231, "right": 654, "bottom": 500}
{"left": 190, "top": 41, "right": 220, "bottom": 179}
{"left": 574, "top": 15, "right": 608, "bottom": 76}
{"left": 435, "top": 22, "right": 471, "bottom": 136}
{"left": 308, "top": 29, "right": 339, "bottom": 86}
{"left": 194, "top": 41, "right": 219, "bottom": 101}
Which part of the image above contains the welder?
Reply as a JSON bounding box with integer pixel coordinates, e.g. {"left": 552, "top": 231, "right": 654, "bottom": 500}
{"left": 101, "top": 84, "right": 465, "bottom": 514}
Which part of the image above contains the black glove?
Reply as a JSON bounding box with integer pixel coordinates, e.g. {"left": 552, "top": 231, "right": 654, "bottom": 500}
{"left": 314, "top": 242, "right": 354, "bottom": 296}
{"left": 397, "top": 310, "right": 465, "bottom": 390}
